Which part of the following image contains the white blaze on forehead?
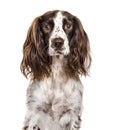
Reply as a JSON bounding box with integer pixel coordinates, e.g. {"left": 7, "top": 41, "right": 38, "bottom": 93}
{"left": 54, "top": 12, "right": 63, "bottom": 35}
{"left": 51, "top": 11, "right": 66, "bottom": 38}
{"left": 49, "top": 11, "right": 70, "bottom": 56}
{"left": 55, "top": 11, "right": 63, "bottom": 24}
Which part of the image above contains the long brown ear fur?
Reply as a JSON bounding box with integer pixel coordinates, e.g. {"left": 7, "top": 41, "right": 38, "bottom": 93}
{"left": 20, "top": 17, "right": 51, "bottom": 80}
{"left": 67, "top": 16, "right": 91, "bottom": 78}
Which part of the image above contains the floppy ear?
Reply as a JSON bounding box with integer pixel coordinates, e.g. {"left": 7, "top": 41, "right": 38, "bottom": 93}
{"left": 20, "top": 17, "right": 51, "bottom": 80}
{"left": 68, "top": 17, "right": 91, "bottom": 77}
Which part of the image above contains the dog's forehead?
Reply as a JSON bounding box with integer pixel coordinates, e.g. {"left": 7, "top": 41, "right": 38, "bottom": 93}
{"left": 54, "top": 11, "right": 74, "bottom": 25}
{"left": 41, "top": 10, "right": 74, "bottom": 22}
{"left": 54, "top": 11, "right": 63, "bottom": 25}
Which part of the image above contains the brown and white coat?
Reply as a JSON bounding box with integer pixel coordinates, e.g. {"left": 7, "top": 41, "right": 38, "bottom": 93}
{"left": 21, "top": 10, "right": 91, "bottom": 130}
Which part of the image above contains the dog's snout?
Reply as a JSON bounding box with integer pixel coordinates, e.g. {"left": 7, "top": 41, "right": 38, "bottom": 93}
{"left": 51, "top": 38, "right": 64, "bottom": 50}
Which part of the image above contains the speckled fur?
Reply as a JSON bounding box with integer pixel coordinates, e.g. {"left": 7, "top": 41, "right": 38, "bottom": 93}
{"left": 23, "top": 56, "right": 83, "bottom": 130}
{"left": 21, "top": 10, "right": 91, "bottom": 130}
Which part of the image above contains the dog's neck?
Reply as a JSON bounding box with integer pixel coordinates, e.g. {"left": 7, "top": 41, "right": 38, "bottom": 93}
{"left": 52, "top": 55, "right": 65, "bottom": 67}
{"left": 51, "top": 55, "right": 67, "bottom": 82}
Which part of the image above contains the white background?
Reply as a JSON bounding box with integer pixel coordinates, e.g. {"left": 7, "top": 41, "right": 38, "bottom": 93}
{"left": 0, "top": 0, "right": 115, "bottom": 130}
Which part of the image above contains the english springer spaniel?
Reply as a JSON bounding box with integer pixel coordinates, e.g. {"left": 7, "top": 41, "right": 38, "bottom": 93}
{"left": 21, "top": 10, "right": 91, "bottom": 130}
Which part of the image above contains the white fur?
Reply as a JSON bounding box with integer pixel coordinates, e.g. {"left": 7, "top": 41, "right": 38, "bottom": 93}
{"left": 24, "top": 55, "right": 83, "bottom": 130}
{"left": 23, "top": 11, "right": 84, "bottom": 130}
{"left": 49, "top": 12, "right": 70, "bottom": 56}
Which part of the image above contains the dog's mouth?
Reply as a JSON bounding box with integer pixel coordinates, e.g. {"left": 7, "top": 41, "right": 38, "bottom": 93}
{"left": 57, "top": 51, "right": 63, "bottom": 54}
{"left": 49, "top": 45, "right": 70, "bottom": 56}
{"left": 55, "top": 49, "right": 64, "bottom": 55}
{"left": 49, "top": 48, "right": 64, "bottom": 56}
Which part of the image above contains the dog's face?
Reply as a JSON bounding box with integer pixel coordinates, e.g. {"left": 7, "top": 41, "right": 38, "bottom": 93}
{"left": 21, "top": 10, "right": 91, "bottom": 80}
{"left": 40, "top": 11, "right": 75, "bottom": 56}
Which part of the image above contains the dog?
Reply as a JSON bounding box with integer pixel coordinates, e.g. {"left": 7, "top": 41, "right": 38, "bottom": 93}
{"left": 20, "top": 10, "right": 91, "bottom": 130}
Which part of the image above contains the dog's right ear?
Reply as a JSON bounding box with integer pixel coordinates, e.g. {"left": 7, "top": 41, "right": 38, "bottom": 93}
{"left": 68, "top": 16, "right": 91, "bottom": 78}
{"left": 20, "top": 17, "right": 51, "bottom": 80}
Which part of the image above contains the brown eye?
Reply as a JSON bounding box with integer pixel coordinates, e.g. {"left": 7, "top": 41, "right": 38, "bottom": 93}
{"left": 42, "top": 23, "right": 51, "bottom": 33}
{"left": 45, "top": 23, "right": 50, "bottom": 30}
{"left": 64, "top": 22, "right": 73, "bottom": 31}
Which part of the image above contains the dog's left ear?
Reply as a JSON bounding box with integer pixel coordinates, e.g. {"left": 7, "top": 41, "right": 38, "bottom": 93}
{"left": 69, "top": 17, "right": 91, "bottom": 76}
{"left": 20, "top": 16, "right": 51, "bottom": 80}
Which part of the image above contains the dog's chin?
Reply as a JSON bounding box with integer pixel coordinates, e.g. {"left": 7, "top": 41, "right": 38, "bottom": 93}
{"left": 49, "top": 49, "right": 69, "bottom": 57}
{"left": 49, "top": 51, "right": 66, "bottom": 57}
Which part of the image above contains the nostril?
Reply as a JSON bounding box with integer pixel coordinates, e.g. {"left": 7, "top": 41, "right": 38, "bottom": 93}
{"left": 55, "top": 41, "right": 62, "bottom": 48}
{"left": 51, "top": 38, "right": 64, "bottom": 49}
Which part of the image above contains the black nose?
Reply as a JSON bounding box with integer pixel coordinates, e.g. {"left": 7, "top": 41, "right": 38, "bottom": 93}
{"left": 51, "top": 38, "right": 64, "bottom": 50}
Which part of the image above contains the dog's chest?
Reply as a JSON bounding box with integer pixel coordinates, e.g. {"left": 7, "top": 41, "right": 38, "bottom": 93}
{"left": 29, "top": 74, "right": 83, "bottom": 121}
{"left": 32, "top": 77, "right": 76, "bottom": 119}
{"left": 31, "top": 56, "right": 82, "bottom": 119}
{"left": 34, "top": 77, "right": 73, "bottom": 104}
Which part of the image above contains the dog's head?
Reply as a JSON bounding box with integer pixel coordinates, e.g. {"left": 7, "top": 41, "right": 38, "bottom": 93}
{"left": 21, "top": 10, "right": 91, "bottom": 80}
